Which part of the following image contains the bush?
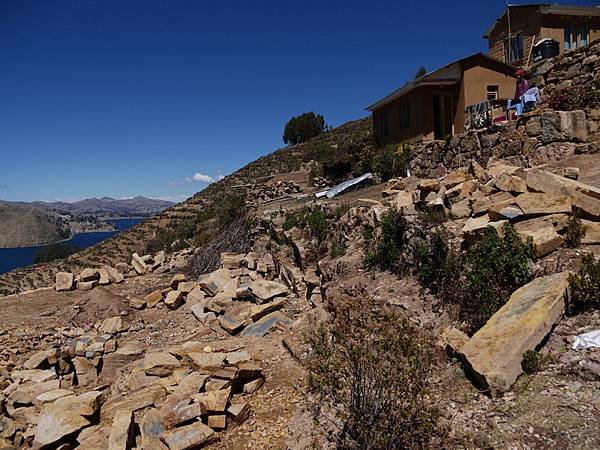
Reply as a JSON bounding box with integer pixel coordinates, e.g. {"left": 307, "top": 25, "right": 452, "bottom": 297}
{"left": 372, "top": 143, "right": 413, "bottom": 182}
{"left": 567, "top": 253, "right": 600, "bottom": 315}
{"left": 522, "top": 350, "right": 549, "bottom": 374}
{"left": 547, "top": 82, "right": 600, "bottom": 111}
{"left": 564, "top": 215, "right": 585, "bottom": 248}
{"left": 283, "top": 112, "right": 328, "bottom": 145}
{"left": 33, "top": 243, "right": 81, "bottom": 264}
{"left": 306, "top": 206, "right": 327, "bottom": 242}
{"left": 329, "top": 235, "right": 347, "bottom": 258}
{"left": 461, "top": 224, "right": 534, "bottom": 332}
{"left": 365, "top": 207, "right": 407, "bottom": 272}
{"left": 414, "top": 228, "right": 461, "bottom": 300}
{"left": 304, "top": 293, "right": 442, "bottom": 449}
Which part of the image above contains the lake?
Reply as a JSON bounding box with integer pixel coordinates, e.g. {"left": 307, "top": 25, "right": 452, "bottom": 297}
{"left": 0, "top": 218, "right": 143, "bottom": 275}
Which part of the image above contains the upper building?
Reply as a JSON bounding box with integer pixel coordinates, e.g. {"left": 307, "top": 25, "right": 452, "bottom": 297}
{"left": 484, "top": 3, "right": 600, "bottom": 66}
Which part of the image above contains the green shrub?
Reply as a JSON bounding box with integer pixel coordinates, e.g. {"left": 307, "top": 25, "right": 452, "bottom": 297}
{"left": 283, "top": 112, "right": 328, "bottom": 145}
{"left": 306, "top": 206, "right": 327, "bottom": 242}
{"left": 522, "top": 350, "right": 550, "bottom": 374}
{"left": 372, "top": 143, "right": 413, "bottom": 181}
{"left": 567, "top": 253, "right": 600, "bottom": 315}
{"left": 365, "top": 207, "right": 407, "bottom": 272}
{"left": 217, "top": 195, "right": 246, "bottom": 227}
{"left": 282, "top": 210, "right": 305, "bottom": 230}
{"left": 564, "top": 215, "right": 585, "bottom": 248}
{"left": 33, "top": 243, "right": 81, "bottom": 264}
{"left": 329, "top": 235, "right": 347, "bottom": 258}
{"left": 461, "top": 224, "right": 534, "bottom": 332}
{"left": 414, "top": 229, "right": 461, "bottom": 299}
{"left": 303, "top": 293, "right": 442, "bottom": 449}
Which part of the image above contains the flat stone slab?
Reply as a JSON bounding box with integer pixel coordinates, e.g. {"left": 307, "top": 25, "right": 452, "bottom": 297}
{"left": 461, "top": 272, "right": 570, "bottom": 397}
{"left": 249, "top": 279, "right": 287, "bottom": 302}
{"left": 240, "top": 312, "right": 292, "bottom": 338}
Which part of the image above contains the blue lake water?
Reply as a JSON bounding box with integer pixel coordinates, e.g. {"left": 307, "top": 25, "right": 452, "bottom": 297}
{"left": 0, "top": 218, "right": 143, "bottom": 274}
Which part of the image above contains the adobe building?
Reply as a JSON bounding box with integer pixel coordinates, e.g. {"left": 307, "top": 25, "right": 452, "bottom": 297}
{"left": 366, "top": 53, "right": 517, "bottom": 144}
{"left": 484, "top": 3, "right": 600, "bottom": 66}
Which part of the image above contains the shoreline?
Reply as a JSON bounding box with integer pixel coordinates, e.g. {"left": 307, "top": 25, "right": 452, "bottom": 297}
{"left": 0, "top": 217, "right": 143, "bottom": 250}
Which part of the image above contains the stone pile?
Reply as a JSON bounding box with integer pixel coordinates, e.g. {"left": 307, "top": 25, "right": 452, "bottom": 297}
{"left": 389, "top": 158, "right": 600, "bottom": 257}
{"left": 0, "top": 325, "right": 264, "bottom": 448}
{"left": 54, "top": 250, "right": 175, "bottom": 293}
{"left": 247, "top": 180, "right": 302, "bottom": 204}
{"left": 145, "top": 252, "right": 293, "bottom": 338}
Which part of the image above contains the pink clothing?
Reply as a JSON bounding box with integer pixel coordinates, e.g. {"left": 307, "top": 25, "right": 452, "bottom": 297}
{"left": 515, "top": 78, "right": 529, "bottom": 100}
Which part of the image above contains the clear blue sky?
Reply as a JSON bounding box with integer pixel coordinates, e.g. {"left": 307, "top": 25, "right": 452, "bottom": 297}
{"left": 0, "top": 1, "right": 580, "bottom": 202}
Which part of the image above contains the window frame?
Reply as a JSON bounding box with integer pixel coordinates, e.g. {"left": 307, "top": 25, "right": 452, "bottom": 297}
{"left": 398, "top": 101, "right": 410, "bottom": 131}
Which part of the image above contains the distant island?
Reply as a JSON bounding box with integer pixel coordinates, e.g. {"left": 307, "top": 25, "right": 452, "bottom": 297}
{"left": 0, "top": 196, "right": 174, "bottom": 248}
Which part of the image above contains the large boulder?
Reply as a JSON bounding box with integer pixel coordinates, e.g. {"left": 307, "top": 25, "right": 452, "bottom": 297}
{"left": 514, "top": 192, "right": 572, "bottom": 216}
{"left": 32, "top": 404, "right": 90, "bottom": 450}
{"left": 55, "top": 272, "right": 74, "bottom": 292}
{"left": 461, "top": 272, "right": 570, "bottom": 397}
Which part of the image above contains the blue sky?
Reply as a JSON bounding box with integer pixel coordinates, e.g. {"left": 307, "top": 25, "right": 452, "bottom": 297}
{"left": 0, "top": 1, "right": 579, "bottom": 202}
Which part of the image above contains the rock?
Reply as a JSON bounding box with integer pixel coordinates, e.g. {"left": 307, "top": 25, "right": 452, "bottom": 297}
{"left": 108, "top": 409, "right": 134, "bottom": 450}
{"left": 195, "top": 388, "right": 230, "bottom": 413}
{"left": 77, "top": 280, "right": 98, "bottom": 291}
{"left": 32, "top": 404, "right": 90, "bottom": 450}
{"left": 518, "top": 226, "right": 565, "bottom": 257}
{"left": 494, "top": 173, "right": 527, "bottom": 193}
{"left": 514, "top": 192, "right": 572, "bottom": 216}
{"left": 54, "top": 391, "right": 103, "bottom": 417}
{"left": 242, "top": 377, "right": 264, "bottom": 394}
{"left": 159, "top": 398, "right": 203, "bottom": 429}
{"left": 221, "top": 253, "right": 245, "bottom": 269}
{"left": 23, "top": 350, "right": 54, "bottom": 370}
{"left": 55, "top": 272, "right": 74, "bottom": 292}
{"left": 418, "top": 179, "right": 440, "bottom": 192}
{"left": 79, "top": 268, "right": 100, "bottom": 282}
{"left": 515, "top": 168, "right": 600, "bottom": 218}
{"left": 241, "top": 312, "right": 292, "bottom": 338}
{"left": 487, "top": 205, "right": 524, "bottom": 221}
{"left": 154, "top": 250, "right": 166, "bottom": 265}
{"left": 440, "top": 327, "right": 469, "bottom": 354}
{"left": 99, "top": 316, "right": 123, "bottom": 334}
{"left": 451, "top": 198, "right": 471, "bottom": 219}
{"left": 11, "top": 369, "right": 56, "bottom": 383}
{"left": 394, "top": 190, "right": 414, "bottom": 208}
{"left": 131, "top": 253, "right": 148, "bottom": 275}
{"left": 145, "top": 289, "right": 163, "bottom": 308}
{"left": 170, "top": 274, "right": 186, "bottom": 290}
{"left": 207, "top": 415, "right": 226, "bottom": 430}
{"left": 177, "top": 281, "right": 196, "bottom": 294}
{"left": 129, "top": 297, "right": 146, "bottom": 310}
{"left": 217, "top": 314, "right": 247, "bottom": 335}
{"left": 561, "top": 167, "right": 579, "bottom": 180}
{"left": 35, "top": 389, "right": 74, "bottom": 407}
{"left": 144, "top": 352, "right": 181, "bottom": 377}
{"left": 139, "top": 409, "right": 169, "bottom": 450}
{"left": 461, "top": 272, "right": 570, "bottom": 396}
{"left": 469, "top": 160, "right": 492, "bottom": 183}
{"left": 164, "top": 291, "right": 184, "bottom": 310}
{"left": 98, "top": 268, "right": 111, "bottom": 286}
{"left": 461, "top": 216, "right": 507, "bottom": 245}
{"left": 559, "top": 110, "right": 587, "bottom": 142}
{"left": 160, "top": 421, "right": 216, "bottom": 450}
{"left": 442, "top": 168, "right": 470, "bottom": 188}
{"left": 582, "top": 220, "right": 600, "bottom": 244}
{"left": 227, "top": 402, "right": 249, "bottom": 423}
{"left": 249, "top": 279, "right": 287, "bottom": 302}
{"left": 186, "top": 286, "right": 205, "bottom": 305}
{"left": 101, "top": 266, "right": 124, "bottom": 284}
{"left": 248, "top": 298, "right": 286, "bottom": 322}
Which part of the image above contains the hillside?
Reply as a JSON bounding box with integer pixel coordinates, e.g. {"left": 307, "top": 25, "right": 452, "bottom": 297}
{"left": 0, "top": 202, "right": 69, "bottom": 248}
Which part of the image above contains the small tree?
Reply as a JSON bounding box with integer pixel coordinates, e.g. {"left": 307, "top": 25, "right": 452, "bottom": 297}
{"left": 415, "top": 66, "right": 427, "bottom": 79}
{"left": 283, "top": 112, "right": 327, "bottom": 145}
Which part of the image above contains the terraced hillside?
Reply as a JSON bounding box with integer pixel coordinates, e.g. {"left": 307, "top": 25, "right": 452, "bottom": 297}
{"left": 0, "top": 118, "right": 374, "bottom": 295}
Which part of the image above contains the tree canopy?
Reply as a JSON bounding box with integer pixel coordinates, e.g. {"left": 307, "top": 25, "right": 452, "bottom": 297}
{"left": 283, "top": 112, "right": 327, "bottom": 145}
{"left": 415, "top": 66, "right": 427, "bottom": 79}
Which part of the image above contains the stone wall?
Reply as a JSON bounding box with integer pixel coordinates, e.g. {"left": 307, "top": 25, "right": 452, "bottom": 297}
{"left": 408, "top": 109, "right": 599, "bottom": 178}
{"left": 528, "top": 39, "right": 600, "bottom": 95}
{"left": 408, "top": 40, "right": 600, "bottom": 178}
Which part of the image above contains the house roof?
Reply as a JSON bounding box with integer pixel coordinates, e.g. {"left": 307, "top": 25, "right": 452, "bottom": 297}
{"left": 365, "top": 53, "right": 515, "bottom": 112}
{"left": 483, "top": 3, "right": 600, "bottom": 39}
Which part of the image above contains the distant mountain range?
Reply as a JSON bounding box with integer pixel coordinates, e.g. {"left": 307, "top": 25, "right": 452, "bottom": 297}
{"left": 31, "top": 196, "right": 174, "bottom": 217}
{"left": 0, "top": 196, "right": 174, "bottom": 248}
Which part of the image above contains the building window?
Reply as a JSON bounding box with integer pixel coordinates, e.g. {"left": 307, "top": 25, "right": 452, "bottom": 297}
{"left": 565, "top": 22, "right": 589, "bottom": 50}
{"left": 504, "top": 33, "right": 524, "bottom": 63}
{"left": 381, "top": 111, "right": 389, "bottom": 137}
{"left": 487, "top": 85, "right": 499, "bottom": 101}
{"left": 398, "top": 101, "right": 410, "bottom": 130}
